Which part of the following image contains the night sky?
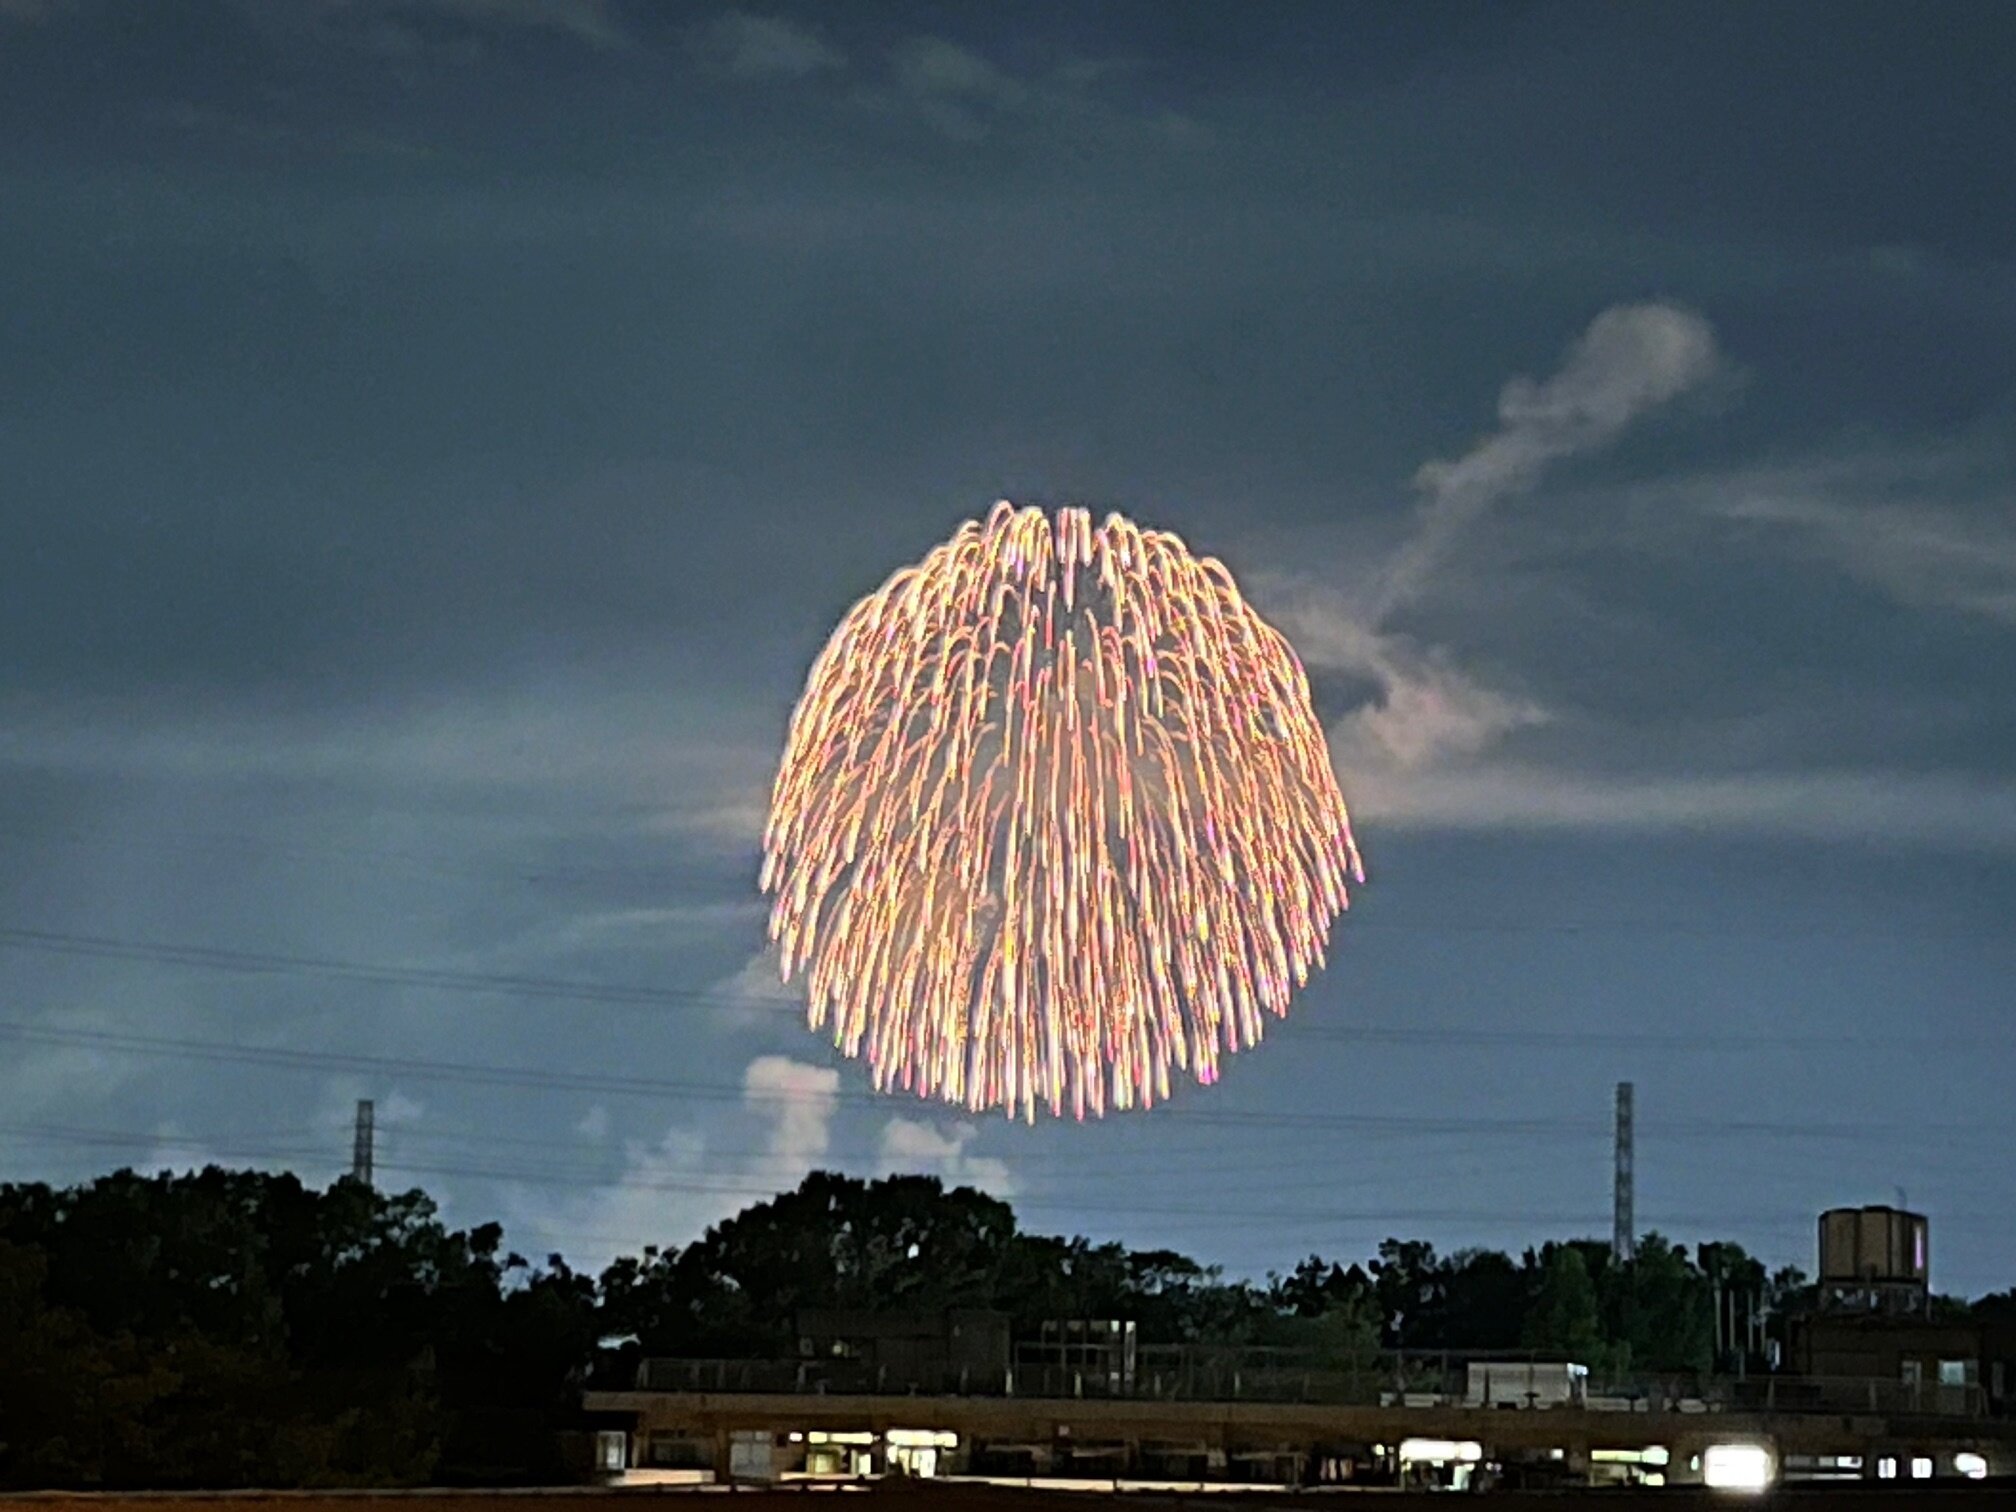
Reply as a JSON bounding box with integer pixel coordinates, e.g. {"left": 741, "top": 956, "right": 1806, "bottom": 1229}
{"left": 3, "top": 1, "right": 2013, "bottom": 1296}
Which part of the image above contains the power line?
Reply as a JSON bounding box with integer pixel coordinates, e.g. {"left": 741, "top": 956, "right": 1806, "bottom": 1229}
{"left": 10, "top": 1117, "right": 2016, "bottom": 1244}
{"left": 0, "top": 1017, "right": 1600, "bottom": 1133}
{"left": 3, "top": 1017, "right": 2006, "bottom": 1143}
{"left": 2, "top": 923, "right": 2004, "bottom": 1055}
{"left": 10, "top": 822, "right": 2014, "bottom": 946}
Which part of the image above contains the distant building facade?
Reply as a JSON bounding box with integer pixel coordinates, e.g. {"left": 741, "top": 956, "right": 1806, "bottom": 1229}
{"left": 795, "top": 1307, "right": 1012, "bottom": 1395}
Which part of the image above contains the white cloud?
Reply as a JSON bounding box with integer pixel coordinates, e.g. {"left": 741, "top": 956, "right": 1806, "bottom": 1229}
{"left": 691, "top": 9, "right": 844, "bottom": 78}
{"left": 878, "top": 1116, "right": 1016, "bottom": 1195}
{"left": 645, "top": 796, "right": 770, "bottom": 851}
{"left": 516, "top": 1054, "right": 840, "bottom": 1272}
{"left": 1372, "top": 301, "right": 1723, "bottom": 621}
{"left": 0, "top": 675, "right": 771, "bottom": 816}
{"left": 1269, "top": 588, "right": 1548, "bottom": 771}
{"left": 1252, "top": 302, "right": 1724, "bottom": 834}
{"left": 1714, "top": 491, "right": 2016, "bottom": 625}
{"left": 706, "top": 942, "right": 799, "bottom": 1027}
{"left": 1335, "top": 654, "right": 1547, "bottom": 771}
{"left": 742, "top": 1053, "right": 839, "bottom": 1168}
{"left": 141, "top": 1121, "right": 223, "bottom": 1175}
{"left": 1348, "top": 764, "right": 2016, "bottom": 852}
{"left": 0, "top": 1043, "right": 133, "bottom": 1131}
{"left": 861, "top": 33, "right": 1203, "bottom": 144}
{"left": 891, "top": 36, "right": 1026, "bottom": 107}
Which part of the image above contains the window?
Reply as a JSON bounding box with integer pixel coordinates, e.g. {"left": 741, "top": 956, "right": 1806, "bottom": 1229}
{"left": 647, "top": 1434, "right": 708, "bottom": 1469}
{"left": 595, "top": 1432, "right": 627, "bottom": 1473}
{"left": 1937, "top": 1359, "right": 1974, "bottom": 1386}
{"left": 1701, "top": 1444, "right": 1771, "bottom": 1491}
{"left": 1910, "top": 1457, "right": 1933, "bottom": 1480}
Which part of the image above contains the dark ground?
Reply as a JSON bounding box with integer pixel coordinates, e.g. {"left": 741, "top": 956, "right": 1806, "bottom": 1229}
{"left": 4, "top": 1485, "right": 2015, "bottom": 1510}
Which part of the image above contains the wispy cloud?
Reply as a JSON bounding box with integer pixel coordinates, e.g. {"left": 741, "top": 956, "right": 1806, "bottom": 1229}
{"left": 0, "top": 0, "right": 73, "bottom": 22}
{"left": 1269, "top": 591, "right": 1548, "bottom": 771}
{"left": 890, "top": 35, "right": 1026, "bottom": 111}
{"left": 689, "top": 9, "right": 844, "bottom": 79}
{"left": 1373, "top": 301, "right": 1724, "bottom": 622}
{"left": 1250, "top": 302, "right": 1736, "bottom": 838}
{"left": 232, "top": 0, "right": 631, "bottom": 53}
{"left": 551, "top": 901, "right": 768, "bottom": 952}
{"left": 398, "top": 0, "right": 627, "bottom": 48}
{"left": 705, "top": 943, "right": 797, "bottom": 1028}
{"left": 853, "top": 33, "right": 1202, "bottom": 144}
{"left": 1350, "top": 763, "right": 2016, "bottom": 852}
{"left": 1714, "top": 489, "right": 2016, "bottom": 626}
{"left": 0, "top": 677, "right": 770, "bottom": 814}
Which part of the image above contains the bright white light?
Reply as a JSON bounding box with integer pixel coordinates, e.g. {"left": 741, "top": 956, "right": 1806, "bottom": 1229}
{"left": 1955, "top": 1453, "right": 1988, "bottom": 1480}
{"left": 1592, "top": 1446, "right": 1671, "bottom": 1466}
{"left": 1877, "top": 1457, "right": 1897, "bottom": 1479}
{"left": 887, "top": 1429, "right": 958, "bottom": 1448}
{"left": 1702, "top": 1443, "right": 1772, "bottom": 1491}
{"left": 1911, "top": 1456, "right": 1933, "bottom": 1480}
{"left": 1398, "top": 1438, "right": 1482, "bottom": 1465}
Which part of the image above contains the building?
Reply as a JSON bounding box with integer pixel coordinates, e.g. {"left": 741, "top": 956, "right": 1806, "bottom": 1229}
{"left": 795, "top": 1307, "right": 1011, "bottom": 1396}
{"left": 581, "top": 1206, "right": 2016, "bottom": 1490}
{"left": 1782, "top": 1205, "right": 2016, "bottom": 1418}
{"left": 1816, "top": 1205, "right": 1931, "bottom": 1316}
{"left": 1788, "top": 1312, "right": 2008, "bottom": 1415}
{"left": 582, "top": 1380, "right": 2016, "bottom": 1489}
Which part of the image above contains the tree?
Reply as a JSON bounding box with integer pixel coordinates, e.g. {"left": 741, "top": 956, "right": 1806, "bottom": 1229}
{"left": 1604, "top": 1234, "right": 1711, "bottom": 1375}
{"left": 1370, "top": 1239, "right": 1443, "bottom": 1348}
{"left": 1438, "top": 1249, "right": 1526, "bottom": 1350}
{"left": 1522, "top": 1244, "right": 1606, "bottom": 1364}
{"left": 0, "top": 1239, "right": 171, "bottom": 1487}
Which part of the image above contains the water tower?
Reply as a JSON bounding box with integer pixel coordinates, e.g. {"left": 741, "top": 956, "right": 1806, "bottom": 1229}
{"left": 1816, "top": 1205, "right": 1929, "bottom": 1316}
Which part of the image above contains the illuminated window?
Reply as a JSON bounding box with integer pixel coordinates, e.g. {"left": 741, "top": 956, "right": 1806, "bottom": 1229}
{"left": 1955, "top": 1454, "right": 1988, "bottom": 1481}
{"left": 1877, "top": 1457, "right": 1897, "bottom": 1479}
{"left": 1397, "top": 1439, "right": 1482, "bottom": 1465}
{"left": 1911, "top": 1457, "right": 1933, "bottom": 1479}
{"left": 1938, "top": 1359, "right": 1973, "bottom": 1386}
{"left": 886, "top": 1429, "right": 958, "bottom": 1448}
{"left": 1701, "top": 1444, "right": 1771, "bottom": 1492}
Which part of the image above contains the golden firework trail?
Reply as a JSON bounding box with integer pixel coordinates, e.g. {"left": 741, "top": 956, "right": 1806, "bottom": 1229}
{"left": 761, "top": 502, "right": 1363, "bottom": 1121}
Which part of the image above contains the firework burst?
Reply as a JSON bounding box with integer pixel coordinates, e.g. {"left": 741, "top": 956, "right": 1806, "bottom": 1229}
{"left": 760, "top": 502, "right": 1363, "bottom": 1120}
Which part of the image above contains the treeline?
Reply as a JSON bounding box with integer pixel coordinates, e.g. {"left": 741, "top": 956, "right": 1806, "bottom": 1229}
{"left": 0, "top": 1170, "right": 593, "bottom": 1488}
{"left": 595, "top": 1172, "right": 1800, "bottom": 1375}
{"left": 3, "top": 1165, "right": 2012, "bottom": 1489}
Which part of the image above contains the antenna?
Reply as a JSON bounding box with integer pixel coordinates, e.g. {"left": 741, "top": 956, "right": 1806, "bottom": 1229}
{"left": 351, "top": 1098, "right": 375, "bottom": 1187}
{"left": 1613, "top": 1082, "right": 1635, "bottom": 1264}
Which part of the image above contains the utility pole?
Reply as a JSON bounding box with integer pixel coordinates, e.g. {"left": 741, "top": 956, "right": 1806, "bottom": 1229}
{"left": 1612, "top": 1082, "right": 1635, "bottom": 1264}
{"left": 351, "top": 1098, "right": 375, "bottom": 1187}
